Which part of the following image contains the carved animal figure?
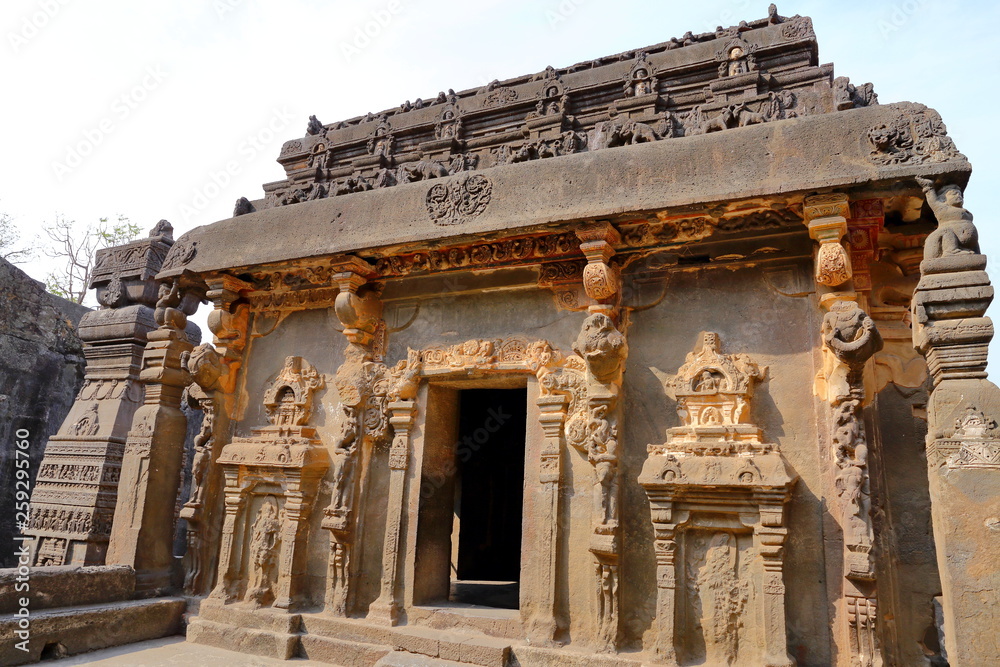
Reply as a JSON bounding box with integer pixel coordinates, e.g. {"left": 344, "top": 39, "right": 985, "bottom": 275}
{"left": 733, "top": 102, "right": 766, "bottom": 127}
{"left": 401, "top": 159, "right": 449, "bottom": 182}
{"left": 702, "top": 107, "right": 735, "bottom": 133}
{"left": 917, "top": 176, "right": 979, "bottom": 258}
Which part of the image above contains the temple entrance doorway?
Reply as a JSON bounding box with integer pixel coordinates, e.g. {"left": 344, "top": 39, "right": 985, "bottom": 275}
{"left": 450, "top": 388, "right": 526, "bottom": 609}
{"left": 413, "top": 382, "right": 526, "bottom": 611}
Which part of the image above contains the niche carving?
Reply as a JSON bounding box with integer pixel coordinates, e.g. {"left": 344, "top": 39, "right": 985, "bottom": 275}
{"left": 210, "top": 356, "right": 329, "bottom": 610}
{"left": 639, "top": 333, "right": 797, "bottom": 666}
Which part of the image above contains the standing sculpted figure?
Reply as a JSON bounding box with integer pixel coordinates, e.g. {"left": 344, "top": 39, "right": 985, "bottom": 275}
{"left": 587, "top": 404, "right": 619, "bottom": 526}
{"left": 246, "top": 499, "right": 281, "bottom": 607}
{"left": 329, "top": 405, "right": 359, "bottom": 512}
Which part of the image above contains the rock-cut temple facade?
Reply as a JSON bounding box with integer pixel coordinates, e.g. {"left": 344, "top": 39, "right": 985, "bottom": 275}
{"left": 8, "top": 8, "right": 1000, "bottom": 667}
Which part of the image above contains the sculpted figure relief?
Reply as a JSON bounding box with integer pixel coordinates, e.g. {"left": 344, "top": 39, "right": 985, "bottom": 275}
{"left": 587, "top": 404, "right": 619, "bottom": 527}
{"left": 573, "top": 313, "right": 627, "bottom": 384}
{"left": 917, "top": 176, "right": 979, "bottom": 258}
{"left": 154, "top": 279, "right": 186, "bottom": 329}
{"left": 246, "top": 498, "right": 281, "bottom": 607}
{"left": 329, "top": 405, "right": 359, "bottom": 513}
{"left": 72, "top": 403, "right": 100, "bottom": 436}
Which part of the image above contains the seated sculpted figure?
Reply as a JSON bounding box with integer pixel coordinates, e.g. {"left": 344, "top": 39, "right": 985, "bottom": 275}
{"left": 917, "top": 176, "right": 979, "bottom": 258}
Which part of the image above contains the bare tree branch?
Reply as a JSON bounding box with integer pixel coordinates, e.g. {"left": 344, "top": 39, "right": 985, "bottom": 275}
{"left": 42, "top": 215, "right": 141, "bottom": 304}
{"left": 0, "top": 211, "right": 34, "bottom": 264}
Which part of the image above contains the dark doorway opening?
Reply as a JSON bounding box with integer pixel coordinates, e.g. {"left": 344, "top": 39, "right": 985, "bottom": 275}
{"left": 450, "top": 387, "right": 526, "bottom": 609}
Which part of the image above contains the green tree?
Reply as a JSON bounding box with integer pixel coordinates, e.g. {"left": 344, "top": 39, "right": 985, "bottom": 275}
{"left": 0, "top": 211, "right": 34, "bottom": 264}
{"left": 42, "top": 214, "right": 142, "bottom": 304}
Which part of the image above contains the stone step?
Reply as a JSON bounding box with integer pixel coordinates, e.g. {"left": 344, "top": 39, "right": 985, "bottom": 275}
{"left": 299, "top": 634, "right": 392, "bottom": 667}
{"left": 298, "top": 614, "right": 511, "bottom": 667}
{"left": 376, "top": 650, "right": 469, "bottom": 667}
{"left": 187, "top": 616, "right": 300, "bottom": 661}
{"left": 0, "top": 596, "right": 184, "bottom": 666}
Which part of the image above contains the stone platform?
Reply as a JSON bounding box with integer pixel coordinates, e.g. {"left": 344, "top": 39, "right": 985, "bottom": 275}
{"left": 187, "top": 599, "right": 654, "bottom": 666}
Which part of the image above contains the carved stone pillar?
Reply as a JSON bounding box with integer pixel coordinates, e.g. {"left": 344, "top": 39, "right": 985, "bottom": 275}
{"left": 805, "top": 194, "right": 852, "bottom": 289}
{"left": 571, "top": 312, "right": 627, "bottom": 652}
{"left": 25, "top": 223, "right": 174, "bottom": 567}
{"left": 528, "top": 393, "right": 568, "bottom": 643}
{"left": 648, "top": 508, "right": 682, "bottom": 662}
{"left": 911, "top": 177, "right": 1000, "bottom": 665}
{"left": 209, "top": 468, "right": 243, "bottom": 601}
{"left": 368, "top": 398, "right": 417, "bottom": 625}
{"left": 323, "top": 259, "right": 389, "bottom": 617}
{"left": 274, "top": 484, "right": 311, "bottom": 609}
{"left": 822, "top": 298, "right": 885, "bottom": 667}
{"left": 106, "top": 278, "right": 202, "bottom": 593}
{"left": 179, "top": 275, "right": 250, "bottom": 595}
{"left": 754, "top": 506, "right": 793, "bottom": 667}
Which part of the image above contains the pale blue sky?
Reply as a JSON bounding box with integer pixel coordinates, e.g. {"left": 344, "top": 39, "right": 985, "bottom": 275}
{"left": 2, "top": 0, "right": 998, "bottom": 347}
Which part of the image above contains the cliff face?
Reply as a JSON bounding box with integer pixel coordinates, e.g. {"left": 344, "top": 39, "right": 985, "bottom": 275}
{"left": 0, "top": 257, "right": 89, "bottom": 566}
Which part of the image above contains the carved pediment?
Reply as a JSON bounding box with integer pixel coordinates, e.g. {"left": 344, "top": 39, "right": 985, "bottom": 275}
{"left": 655, "top": 332, "right": 772, "bottom": 456}
{"left": 262, "top": 356, "right": 325, "bottom": 427}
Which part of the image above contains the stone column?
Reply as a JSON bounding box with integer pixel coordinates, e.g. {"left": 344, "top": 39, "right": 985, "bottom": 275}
{"left": 754, "top": 500, "right": 793, "bottom": 667}
{"left": 528, "top": 393, "right": 568, "bottom": 643}
{"left": 911, "top": 178, "right": 1000, "bottom": 665}
{"left": 25, "top": 223, "right": 174, "bottom": 567}
{"left": 571, "top": 312, "right": 627, "bottom": 653}
{"left": 106, "top": 279, "right": 201, "bottom": 594}
{"left": 323, "top": 258, "right": 384, "bottom": 617}
{"left": 274, "top": 484, "right": 309, "bottom": 610}
{"left": 209, "top": 469, "right": 245, "bottom": 602}
{"left": 648, "top": 504, "right": 681, "bottom": 663}
{"left": 368, "top": 399, "right": 418, "bottom": 625}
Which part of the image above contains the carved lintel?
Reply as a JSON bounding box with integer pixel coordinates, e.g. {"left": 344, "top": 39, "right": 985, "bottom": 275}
{"left": 576, "top": 223, "right": 621, "bottom": 302}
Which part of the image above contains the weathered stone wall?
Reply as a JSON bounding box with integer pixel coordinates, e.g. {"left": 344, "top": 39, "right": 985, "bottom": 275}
{"left": 623, "top": 262, "right": 831, "bottom": 662}
{"left": 0, "top": 258, "right": 88, "bottom": 567}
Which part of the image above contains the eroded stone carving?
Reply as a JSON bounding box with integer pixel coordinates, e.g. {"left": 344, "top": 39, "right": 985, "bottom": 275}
{"left": 640, "top": 332, "right": 796, "bottom": 666}
{"left": 821, "top": 300, "right": 884, "bottom": 665}
{"left": 425, "top": 174, "right": 492, "bottom": 226}
{"left": 211, "top": 356, "right": 329, "bottom": 609}
{"left": 917, "top": 177, "right": 978, "bottom": 258}
{"left": 867, "top": 104, "right": 964, "bottom": 166}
